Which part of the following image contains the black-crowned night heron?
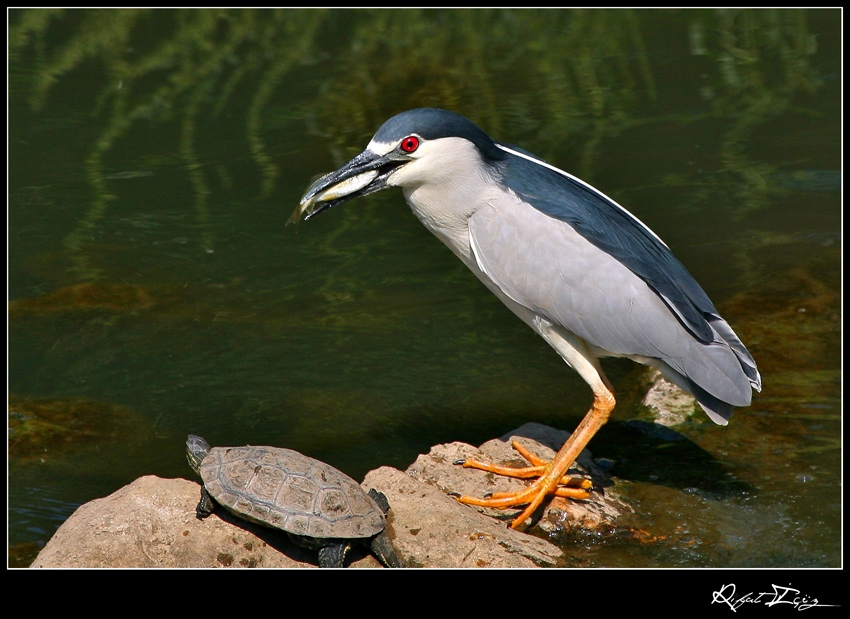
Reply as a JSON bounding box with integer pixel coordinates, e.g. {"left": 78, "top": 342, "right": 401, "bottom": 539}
{"left": 295, "top": 108, "right": 761, "bottom": 529}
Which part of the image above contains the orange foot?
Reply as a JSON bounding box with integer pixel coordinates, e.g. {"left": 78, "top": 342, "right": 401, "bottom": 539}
{"left": 452, "top": 440, "right": 592, "bottom": 529}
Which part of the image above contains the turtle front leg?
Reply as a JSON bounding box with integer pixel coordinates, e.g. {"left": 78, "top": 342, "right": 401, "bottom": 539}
{"left": 196, "top": 486, "right": 216, "bottom": 519}
{"left": 317, "top": 542, "right": 349, "bottom": 568}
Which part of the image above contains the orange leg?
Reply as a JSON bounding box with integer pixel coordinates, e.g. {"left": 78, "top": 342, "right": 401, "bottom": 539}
{"left": 459, "top": 440, "right": 593, "bottom": 488}
{"left": 454, "top": 389, "right": 615, "bottom": 529}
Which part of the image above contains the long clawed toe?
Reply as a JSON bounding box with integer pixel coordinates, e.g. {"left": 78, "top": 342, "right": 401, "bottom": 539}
{"left": 451, "top": 439, "right": 593, "bottom": 528}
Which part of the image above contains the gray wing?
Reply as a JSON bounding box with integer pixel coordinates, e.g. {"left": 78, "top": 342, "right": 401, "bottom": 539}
{"left": 499, "top": 145, "right": 721, "bottom": 343}
{"left": 467, "top": 199, "right": 755, "bottom": 416}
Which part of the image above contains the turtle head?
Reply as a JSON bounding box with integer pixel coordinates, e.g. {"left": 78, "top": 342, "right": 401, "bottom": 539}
{"left": 186, "top": 434, "right": 211, "bottom": 474}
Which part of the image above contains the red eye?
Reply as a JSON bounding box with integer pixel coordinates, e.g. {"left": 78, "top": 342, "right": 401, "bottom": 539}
{"left": 400, "top": 136, "right": 420, "bottom": 153}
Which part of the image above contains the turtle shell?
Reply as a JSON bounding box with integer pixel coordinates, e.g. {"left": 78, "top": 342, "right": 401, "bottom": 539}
{"left": 199, "top": 445, "right": 385, "bottom": 540}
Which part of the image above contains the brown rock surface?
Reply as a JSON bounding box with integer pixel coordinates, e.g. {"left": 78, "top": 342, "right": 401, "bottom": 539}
{"left": 32, "top": 423, "right": 631, "bottom": 568}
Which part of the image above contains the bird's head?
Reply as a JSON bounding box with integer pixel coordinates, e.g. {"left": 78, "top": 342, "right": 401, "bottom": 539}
{"left": 293, "top": 108, "right": 505, "bottom": 222}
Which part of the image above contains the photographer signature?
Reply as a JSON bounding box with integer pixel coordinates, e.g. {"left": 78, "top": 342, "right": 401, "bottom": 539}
{"left": 712, "top": 583, "right": 839, "bottom": 611}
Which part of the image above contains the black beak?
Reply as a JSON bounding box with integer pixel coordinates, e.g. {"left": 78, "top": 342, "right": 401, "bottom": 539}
{"left": 292, "top": 149, "right": 408, "bottom": 223}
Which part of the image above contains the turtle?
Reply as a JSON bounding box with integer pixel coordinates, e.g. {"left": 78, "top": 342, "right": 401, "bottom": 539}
{"left": 185, "top": 434, "right": 401, "bottom": 568}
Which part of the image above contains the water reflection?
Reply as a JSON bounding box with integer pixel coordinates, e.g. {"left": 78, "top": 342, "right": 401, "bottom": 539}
{"left": 8, "top": 8, "right": 840, "bottom": 568}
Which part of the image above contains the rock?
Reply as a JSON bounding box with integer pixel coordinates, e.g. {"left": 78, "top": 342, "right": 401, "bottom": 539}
{"left": 642, "top": 370, "right": 700, "bottom": 426}
{"left": 404, "top": 422, "right": 631, "bottom": 536}
{"left": 364, "top": 466, "right": 563, "bottom": 567}
{"left": 30, "top": 476, "right": 327, "bottom": 568}
{"left": 31, "top": 424, "right": 631, "bottom": 568}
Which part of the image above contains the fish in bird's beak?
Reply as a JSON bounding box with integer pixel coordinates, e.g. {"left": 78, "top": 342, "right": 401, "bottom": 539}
{"left": 288, "top": 149, "right": 407, "bottom": 225}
